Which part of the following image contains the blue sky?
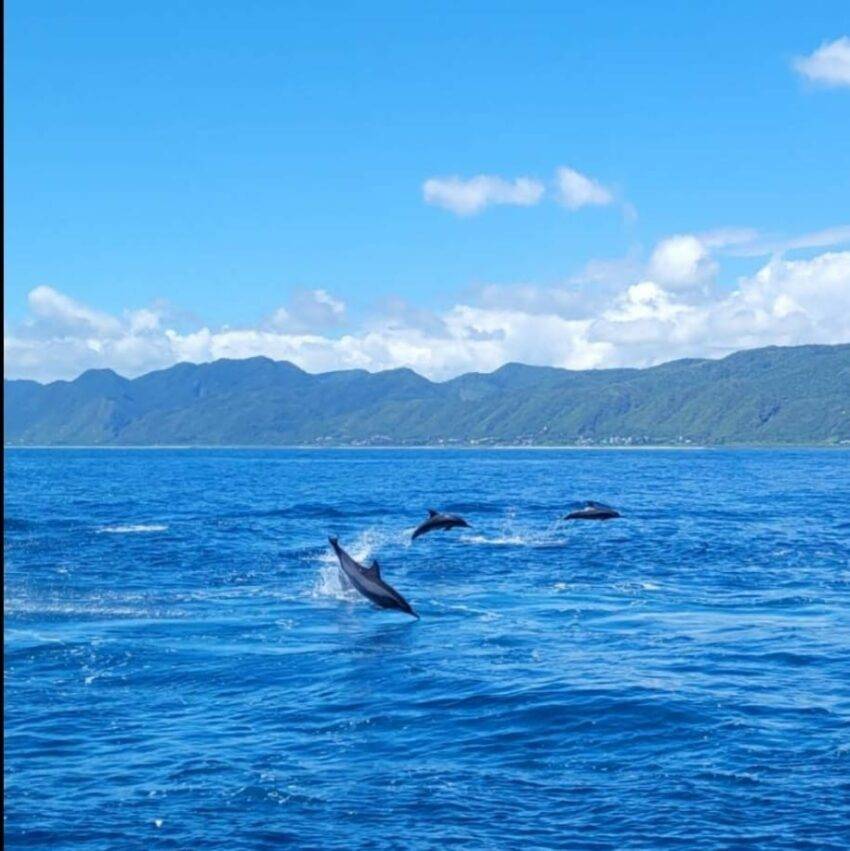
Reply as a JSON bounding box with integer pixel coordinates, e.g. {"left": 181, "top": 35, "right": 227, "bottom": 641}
{"left": 5, "top": 1, "right": 850, "bottom": 380}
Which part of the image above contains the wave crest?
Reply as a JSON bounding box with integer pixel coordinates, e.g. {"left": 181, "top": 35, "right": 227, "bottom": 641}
{"left": 97, "top": 524, "right": 168, "bottom": 534}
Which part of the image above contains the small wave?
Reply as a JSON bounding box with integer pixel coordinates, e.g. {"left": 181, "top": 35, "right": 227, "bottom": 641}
{"left": 97, "top": 524, "right": 169, "bottom": 534}
{"left": 4, "top": 599, "right": 184, "bottom": 619}
{"left": 3, "top": 629, "right": 66, "bottom": 651}
{"left": 4, "top": 517, "right": 35, "bottom": 531}
{"left": 757, "top": 650, "right": 819, "bottom": 667}
{"left": 234, "top": 502, "right": 391, "bottom": 520}
{"left": 612, "top": 580, "right": 663, "bottom": 595}
{"left": 442, "top": 502, "right": 505, "bottom": 515}
{"left": 461, "top": 533, "right": 528, "bottom": 547}
{"left": 429, "top": 601, "right": 502, "bottom": 621}
{"left": 240, "top": 504, "right": 348, "bottom": 520}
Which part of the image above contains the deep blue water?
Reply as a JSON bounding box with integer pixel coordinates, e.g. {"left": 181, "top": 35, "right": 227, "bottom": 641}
{"left": 4, "top": 448, "right": 850, "bottom": 850}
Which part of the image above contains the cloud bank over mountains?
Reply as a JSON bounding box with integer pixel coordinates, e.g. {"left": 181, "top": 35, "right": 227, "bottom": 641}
{"left": 8, "top": 32, "right": 850, "bottom": 386}
{"left": 7, "top": 232, "right": 850, "bottom": 383}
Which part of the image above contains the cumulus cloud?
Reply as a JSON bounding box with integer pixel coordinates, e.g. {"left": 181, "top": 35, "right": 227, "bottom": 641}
{"left": 646, "top": 228, "right": 770, "bottom": 289}
{"left": 793, "top": 36, "right": 850, "bottom": 87}
{"left": 6, "top": 250, "right": 849, "bottom": 384}
{"left": 554, "top": 166, "right": 614, "bottom": 210}
{"left": 648, "top": 234, "right": 716, "bottom": 289}
{"left": 589, "top": 252, "right": 850, "bottom": 364}
{"left": 423, "top": 174, "right": 544, "bottom": 216}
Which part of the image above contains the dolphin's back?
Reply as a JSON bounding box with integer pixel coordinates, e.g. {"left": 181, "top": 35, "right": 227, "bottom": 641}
{"left": 411, "top": 511, "right": 470, "bottom": 540}
{"left": 564, "top": 502, "right": 620, "bottom": 520}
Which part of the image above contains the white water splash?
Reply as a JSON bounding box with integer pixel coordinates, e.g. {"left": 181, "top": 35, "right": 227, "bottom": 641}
{"left": 311, "top": 527, "right": 409, "bottom": 601}
{"left": 97, "top": 524, "right": 168, "bottom": 534}
{"left": 459, "top": 513, "right": 566, "bottom": 548}
{"left": 461, "top": 533, "right": 529, "bottom": 546}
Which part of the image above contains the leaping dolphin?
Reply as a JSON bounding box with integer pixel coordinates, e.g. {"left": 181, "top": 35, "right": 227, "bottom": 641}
{"left": 411, "top": 509, "right": 470, "bottom": 540}
{"left": 563, "top": 501, "right": 621, "bottom": 521}
{"left": 328, "top": 537, "right": 418, "bottom": 618}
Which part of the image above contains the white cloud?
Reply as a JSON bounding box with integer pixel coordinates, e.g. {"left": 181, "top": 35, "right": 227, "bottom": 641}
{"left": 310, "top": 289, "right": 345, "bottom": 319}
{"left": 648, "top": 234, "right": 717, "bottom": 289}
{"left": 27, "top": 285, "right": 122, "bottom": 336}
{"left": 6, "top": 250, "right": 849, "bottom": 384}
{"left": 476, "top": 282, "right": 597, "bottom": 319}
{"left": 127, "top": 308, "right": 161, "bottom": 334}
{"left": 740, "top": 225, "right": 850, "bottom": 256}
{"left": 554, "top": 166, "right": 614, "bottom": 210}
{"left": 782, "top": 225, "right": 850, "bottom": 251}
{"left": 423, "top": 174, "right": 544, "bottom": 216}
{"left": 589, "top": 251, "right": 850, "bottom": 364}
{"left": 645, "top": 229, "right": 770, "bottom": 290}
{"left": 793, "top": 36, "right": 850, "bottom": 87}
{"left": 422, "top": 166, "right": 626, "bottom": 217}
{"left": 270, "top": 288, "right": 347, "bottom": 331}
{"left": 698, "top": 227, "right": 761, "bottom": 249}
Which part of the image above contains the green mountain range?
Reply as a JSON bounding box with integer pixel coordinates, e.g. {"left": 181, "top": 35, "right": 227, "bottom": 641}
{"left": 4, "top": 344, "right": 850, "bottom": 446}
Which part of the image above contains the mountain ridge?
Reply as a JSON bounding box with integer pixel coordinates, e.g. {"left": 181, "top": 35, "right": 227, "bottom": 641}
{"left": 5, "top": 344, "right": 850, "bottom": 446}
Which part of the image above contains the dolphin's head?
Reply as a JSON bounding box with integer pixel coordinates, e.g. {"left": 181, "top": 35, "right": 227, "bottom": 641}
{"left": 397, "top": 598, "right": 419, "bottom": 619}
{"left": 328, "top": 536, "right": 339, "bottom": 547}
{"left": 387, "top": 586, "right": 418, "bottom": 618}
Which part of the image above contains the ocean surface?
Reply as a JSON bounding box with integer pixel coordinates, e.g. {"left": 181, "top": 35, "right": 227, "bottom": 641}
{"left": 4, "top": 448, "right": 850, "bottom": 850}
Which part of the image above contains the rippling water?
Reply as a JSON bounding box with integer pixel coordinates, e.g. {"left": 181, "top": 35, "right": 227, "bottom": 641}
{"left": 4, "top": 448, "right": 850, "bottom": 849}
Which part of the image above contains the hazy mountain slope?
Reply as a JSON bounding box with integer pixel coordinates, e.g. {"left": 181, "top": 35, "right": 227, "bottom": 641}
{"left": 5, "top": 344, "right": 849, "bottom": 445}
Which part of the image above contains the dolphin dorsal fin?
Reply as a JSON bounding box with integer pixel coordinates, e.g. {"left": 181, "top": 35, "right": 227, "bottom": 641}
{"left": 363, "top": 560, "right": 381, "bottom": 579}
{"left": 427, "top": 509, "right": 439, "bottom": 517}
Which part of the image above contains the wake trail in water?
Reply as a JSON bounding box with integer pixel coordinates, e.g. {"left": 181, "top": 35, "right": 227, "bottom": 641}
{"left": 459, "top": 512, "right": 567, "bottom": 548}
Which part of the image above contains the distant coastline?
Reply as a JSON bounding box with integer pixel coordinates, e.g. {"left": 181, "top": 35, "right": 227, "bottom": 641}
{"left": 5, "top": 343, "right": 850, "bottom": 447}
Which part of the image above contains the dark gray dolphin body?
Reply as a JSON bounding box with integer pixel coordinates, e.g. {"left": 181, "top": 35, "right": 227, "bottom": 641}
{"left": 411, "top": 509, "right": 470, "bottom": 540}
{"left": 564, "top": 501, "right": 621, "bottom": 521}
{"left": 328, "top": 537, "right": 418, "bottom": 618}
